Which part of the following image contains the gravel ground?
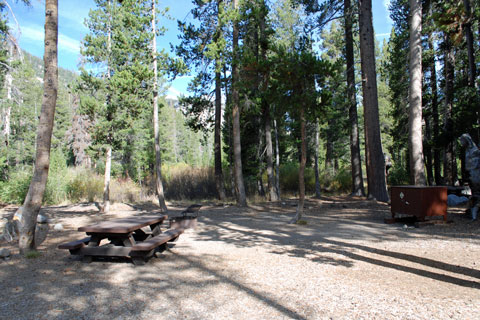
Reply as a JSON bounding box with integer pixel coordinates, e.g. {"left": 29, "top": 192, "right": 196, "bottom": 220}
{"left": 0, "top": 197, "right": 479, "bottom": 320}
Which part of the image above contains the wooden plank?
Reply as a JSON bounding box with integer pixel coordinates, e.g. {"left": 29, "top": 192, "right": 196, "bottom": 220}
{"left": 130, "top": 229, "right": 183, "bottom": 252}
{"left": 58, "top": 237, "right": 91, "bottom": 250}
{"left": 78, "top": 215, "right": 167, "bottom": 234}
{"left": 79, "top": 246, "right": 133, "bottom": 257}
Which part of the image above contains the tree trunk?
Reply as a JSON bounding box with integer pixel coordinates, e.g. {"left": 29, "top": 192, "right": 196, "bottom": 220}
{"left": 427, "top": 23, "right": 442, "bottom": 185}
{"left": 424, "top": 117, "right": 434, "bottom": 185}
{"left": 214, "top": 71, "right": 226, "bottom": 201}
{"left": 325, "top": 118, "right": 334, "bottom": 174}
{"left": 214, "top": 1, "right": 226, "bottom": 201}
{"left": 264, "top": 105, "right": 277, "bottom": 201}
{"left": 258, "top": 0, "right": 276, "bottom": 202}
{"left": 290, "top": 105, "right": 306, "bottom": 223}
{"left": 274, "top": 117, "right": 281, "bottom": 200}
{"left": 102, "top": 0, "right": 113, "bottom": 214}
{"left": 443, "top": 33, "right": 455, "bottom": 185}
{"left": 256, "top": 125, "right": 265, "bottom": 197}
{"left": 344, "top": 0, "right": 365, "bottom": 197}
{"left": 408, "top": 0, "right": 426, "bottom": 185}
{"left": 232, "top": 0, "right": 247, "bottom": 206}
{"left": 358, "top": 0, "right": 389, "bottom": 202}
{"left": 19, "top": 0, "right": 58, "bottom": 253}
{"left": 152, "top": 0, "right": 168, "bottom": 212}
{"left": 314, "top": 119, "right": 321, "bottom": 198}
{"left": 102, "top": 147, "right": 112, "bottom": 213}
{"left": 462, "top": 0, "right": 476, "bottom": 88}
{"left": 3, "top": 42, "right": 13, "bottom": 147}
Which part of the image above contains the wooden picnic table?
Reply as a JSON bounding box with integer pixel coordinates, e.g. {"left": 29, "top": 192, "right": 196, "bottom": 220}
{"left": 59, "top": 215, "right": 183, "bottom": 265}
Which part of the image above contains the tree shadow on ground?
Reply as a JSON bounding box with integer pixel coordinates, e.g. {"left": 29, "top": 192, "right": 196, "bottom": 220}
{"left": 193, "top": 196, "right": 480, "bottom": 290}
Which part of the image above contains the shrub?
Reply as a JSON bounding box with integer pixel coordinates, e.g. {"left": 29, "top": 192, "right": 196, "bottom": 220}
{"left": 326, "top": 168, "right": 353, "bottom": 194}
{"left": 66, "top": 168, "right": 104, "bottom": 202}
{"left": 44, "top": 149, "right": 69, "bottom": 204}
{"left": 388, "top": 165, "right": 409, "bottom": 186}
{"left": 279, "top": 162, "right": 315, "bottom": 194}
{"left": 0, "top": 168, "right": 32, "bottom": 204}
{"left": 158, "top": 164, "right": 217, "bottom": 200}
{"left": 110, "top": 178, "right": 142, "bottom": 203}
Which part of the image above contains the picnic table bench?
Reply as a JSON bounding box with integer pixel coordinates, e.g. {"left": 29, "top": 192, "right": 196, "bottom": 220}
{"left": 58, "top": 215, "right": 183, "bottom": 265}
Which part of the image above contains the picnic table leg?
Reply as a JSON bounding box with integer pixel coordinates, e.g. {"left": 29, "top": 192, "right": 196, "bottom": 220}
{"left": 132, "top": 257, "right": 146, "bottom": 265}
{"left": 82, "top": 235, "right": 102, "bottom": 263}
{"left": 122, "top": 234, "right": 136, "bottom": 247}
{"left": 150, "top": 223, "right": 163, "bottom": 237}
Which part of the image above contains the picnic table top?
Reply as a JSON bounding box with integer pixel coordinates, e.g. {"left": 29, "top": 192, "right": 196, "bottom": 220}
{"left": 78, "top": 215, "right": 167, "bottom": 234}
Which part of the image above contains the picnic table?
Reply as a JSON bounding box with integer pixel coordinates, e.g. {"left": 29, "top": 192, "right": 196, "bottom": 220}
{"left": 59, "top": 215, "right": 183, "bottom": 265}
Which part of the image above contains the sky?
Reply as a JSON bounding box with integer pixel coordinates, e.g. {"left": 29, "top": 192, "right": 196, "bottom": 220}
{"left": 6, "top": 0, "right": 393, "bottom": 99}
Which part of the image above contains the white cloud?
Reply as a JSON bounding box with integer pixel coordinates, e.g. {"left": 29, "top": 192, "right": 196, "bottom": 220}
{"left": 20, "top": 25, "right": 80, "bottom": 55}
{"left": 20, "top": 25, "right": 44, "bottom": 42}
{"left": 375, "top": 32, "right": 390, "bottom": 38}
{"left": 383, "top": 0, "right": 391, "bottom": 10}
{"left": 382, "top": 0, "right": 394, "bottom": 27}
{"left": 58, "top": 34, "right": 80, "bottom": 54}
{"left": 166, "top": 86, "right": 183, "bottom": 100}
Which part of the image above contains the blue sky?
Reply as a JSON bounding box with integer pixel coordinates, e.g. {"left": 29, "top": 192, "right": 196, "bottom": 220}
{"left": 6, "top": 0, "right": 392, "bottom": 98}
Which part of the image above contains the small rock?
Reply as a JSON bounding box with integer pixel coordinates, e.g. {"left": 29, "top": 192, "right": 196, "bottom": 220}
{"left": 37, "top": 214, "right": 49, "bottom": 224}
{"left": 0, "top": 248, "right": 11, "bottom": 258}
{"left": 2, "top": 221, "right": 18, "bottom": 242}
{"left": 54, "top": 223, "right": 64, "bottom": 231}
{"left": 0, "top": 218, "right": 8, "bottom": 231}
{"left": 35, "top": 223, "right": 49, "bottom": 245}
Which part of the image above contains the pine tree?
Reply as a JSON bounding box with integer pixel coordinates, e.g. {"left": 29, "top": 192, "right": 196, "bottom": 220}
{"left": 80, "top": 0, "right": 154, "bottom": 212}
{"left": 19, "top": 0, "right": 58, "bottom": 253}
{"left": 176, "top": 0, "right": 227, "bottom": 201}
{"left": 358, "top": 0, "right": 389, "bottom": 202}
{"left": 408, "top": 0, "right": 426, "bottom": 185}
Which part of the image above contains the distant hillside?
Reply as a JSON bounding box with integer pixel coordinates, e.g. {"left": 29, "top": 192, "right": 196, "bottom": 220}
{"left": 22, "top": 50, "right": 78, "bottom": 85}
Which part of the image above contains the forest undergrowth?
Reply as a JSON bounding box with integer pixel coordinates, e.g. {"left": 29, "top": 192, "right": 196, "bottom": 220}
{"left": 0, "top": 162, "right": 357, "bottom": 206}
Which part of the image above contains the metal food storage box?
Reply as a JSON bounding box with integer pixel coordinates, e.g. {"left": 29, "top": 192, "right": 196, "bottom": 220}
{"left": 390, "top": 186, "right": 448, "bottom": 222}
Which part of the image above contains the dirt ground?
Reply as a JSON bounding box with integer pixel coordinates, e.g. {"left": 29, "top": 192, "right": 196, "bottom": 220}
{"left": 0, "top": 196, "right": 479, "bottom": 320}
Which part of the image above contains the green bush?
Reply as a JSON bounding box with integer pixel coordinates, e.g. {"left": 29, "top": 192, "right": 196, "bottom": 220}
{"left": 387, "top": 165, "right": 409, "bottom": 186}
{"left": 0, "top": 169, "right": 32, "bottom": 204}
{"left": 44, "top": 149, "right": 68, "bottom": 204}
{"left": 322, "top": 168, "right": 353, "bottom": 193}
{"left": 279, "top": 162, "right": 315, "bottom": 193}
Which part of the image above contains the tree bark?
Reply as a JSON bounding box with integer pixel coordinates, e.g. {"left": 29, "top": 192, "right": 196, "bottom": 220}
{"left": 3, "top": 41, "right": 13, "bottom": 147}
{"left": 325, "top": 118, "right": 334, "bottom": 174}
{"left": 256, "top": 125, "right": 265, "bottom": 197}
{"left": 232, "top": 0, "right": 247, "bottom": 206}
{"left": 408, "top": 0, "right": 426, "bottom": 185}
{"left": 358, "top": 0, "right": 389, "bottom": 202}
{"left": 344, "top": 0, "right": 365, "bottom": 197}
{"left": 290, "top": 105, "right": 306, "bottom": 223}
{"left": 264, "top": 105, "right": 278, "bottom": 201}
{"left": 19, "top": 0, "right": 58, "bottom": 253}
{"left": 214, "top": 71, "right": 226, "bottom": 201}
{"left": 426, "top": 18, "right": 441, "bottom": 185}
{"left": 314, "top": 119, "right": 321, "bottom": 198}
{"left": 214, "top": 0, "right": 226, "bottom": 201}
{"left": 258, "top": 0, "right": 277, "bottom": 202}
{"left": 102, "top": 0, "right": 113, "bottom": 213}
{"left": 274, "top": 117, "right": 281, "bottom": 200}
{"left": 101, "top": 147, "right": 112, "bottom": 213}
{"left": 443, "top": 33, "right": 456, "bottom": 185}
{"left": 152, "top": 0, "right": 168, "bottom": 212}
{"left": 462, "top": 0, "right": 476, "bottom": 89}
